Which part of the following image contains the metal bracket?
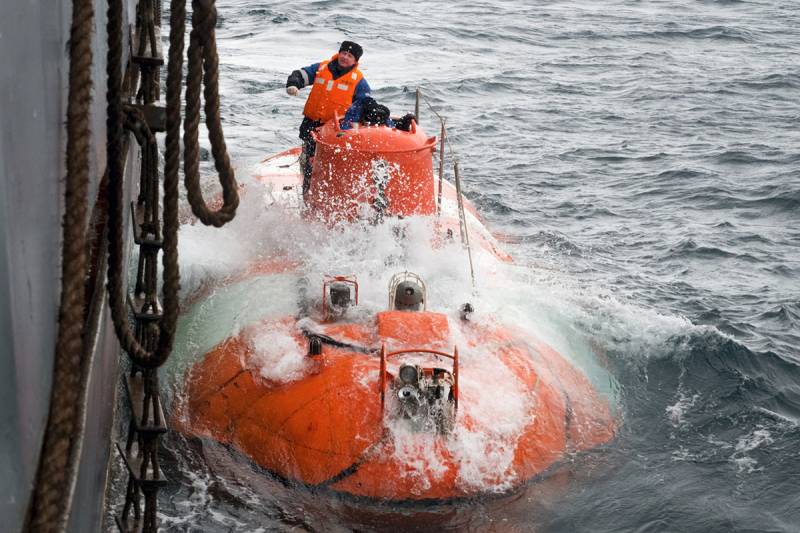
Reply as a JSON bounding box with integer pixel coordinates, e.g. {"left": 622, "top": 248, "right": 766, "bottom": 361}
{"left": 127, "top": 293, "right": 163, "bottom": 322}
{"left": 131, "top": 25, "right": 164, "bottom": 66}
{"left": 127, "top": 104, "right": 166, "bottom": 133}
{"left": 125, "top": 373, "right": 167, "bottom": 433}
{"left": 114, "top": 514, "right": 144, "bottom": 533}
{"left": 116, "top": 441, "right": 167, "bottom": 486}
{"left": 130, "top": 201, "right": 163, "bottom": 247}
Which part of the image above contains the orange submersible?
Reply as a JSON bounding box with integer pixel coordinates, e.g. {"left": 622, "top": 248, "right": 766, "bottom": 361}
{"left": 175, "top": 113, "right": 617, "bottom": 501}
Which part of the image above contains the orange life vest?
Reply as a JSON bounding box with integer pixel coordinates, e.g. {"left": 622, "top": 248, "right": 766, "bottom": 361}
{"left": 303, "top": 54, "right": 363, "bottom": 123}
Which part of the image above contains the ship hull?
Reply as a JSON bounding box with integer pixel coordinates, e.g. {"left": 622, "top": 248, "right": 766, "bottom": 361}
{"left": 0, "top": 1, "right": 141, "bottom": 530}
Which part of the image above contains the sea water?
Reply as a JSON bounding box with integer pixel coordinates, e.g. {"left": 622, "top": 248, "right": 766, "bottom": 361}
{"left": 109, "top": 1, "right": 800, "bottom": 531}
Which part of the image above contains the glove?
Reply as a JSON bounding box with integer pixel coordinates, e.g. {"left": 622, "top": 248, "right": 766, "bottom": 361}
{"left": 286, "top": 86, "right": 299, "bottom": 96}
{"left": 396, "top": 113, "right": 416, "bottom": 131}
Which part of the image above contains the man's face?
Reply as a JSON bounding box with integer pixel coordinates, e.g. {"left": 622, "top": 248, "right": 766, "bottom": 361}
{"left": 338, "top": 51, "right": 356, "bottom": 68}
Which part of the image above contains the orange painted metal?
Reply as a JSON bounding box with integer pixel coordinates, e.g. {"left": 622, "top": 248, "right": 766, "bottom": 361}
{"left": 259, "top": 146, "right": 302, "bottom": 164}
{"left": 176, "top": 312, "right": 617, "bottom": 501}
{"left": 376, "top": 310, "right": 449, "bottom": 347}
{"left": 379, "top": 344, "right": 387, "bottom": 411}
{"left": 306, "top": 117, "right": 437, "bottom": 223}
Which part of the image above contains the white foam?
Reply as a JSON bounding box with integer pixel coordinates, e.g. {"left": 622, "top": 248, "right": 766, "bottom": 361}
{"left": 159, "top": 470, "right": 212, "bottom": 527}
{"left": 444, "top": 322, "right": 552, "bottom": 492}
{"left": 248, "top": 322, "right": 311, "bottom": 384}
{"left": 384, "top": 426, "right": 450, "bottom": 495}
{"left": 666, "top": 392, "right": 700, "bottom": 428}
{"left": 732, "top": 456, "right": 761, "bottom": 474}
{"left": 381, "top": 327, "right": 533, "bottom": 493}
{"left": 734, "top": 428, "right": 773, "bottom": 453}
{"left": 726, "top": 428, "right": 774, "bottom": 473}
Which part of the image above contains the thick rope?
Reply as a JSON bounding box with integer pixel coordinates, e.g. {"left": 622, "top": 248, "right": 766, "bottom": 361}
{"left": 28, "top": 0, "right": 235, "bottom": 529}
{"left": 27, "top": 0, "right": 94, "bottom": 530}
{"left": 107, "top": 0, "right": 238, "bottom": 367}
{"left": 183, "top": 0, "right": 239, "bottom": 227}
{"left": 100, "top": 0, "right": 188, "bottom": 367}
{"left": 106, "top": 0, "right": 180, "bottom": 370}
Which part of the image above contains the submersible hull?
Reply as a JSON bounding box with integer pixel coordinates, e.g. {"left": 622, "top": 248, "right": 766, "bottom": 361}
{"left": 176, "top": 118, "right": 617, "bottom": 500}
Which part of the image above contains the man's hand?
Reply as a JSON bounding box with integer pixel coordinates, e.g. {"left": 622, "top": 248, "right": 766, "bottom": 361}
{"left": 286, "top": 86, "right": 299, "bottom": 96}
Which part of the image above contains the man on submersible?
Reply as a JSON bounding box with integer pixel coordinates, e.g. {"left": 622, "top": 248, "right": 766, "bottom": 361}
{"left": 285, "top": 41, "right": 371, "bottom": 195}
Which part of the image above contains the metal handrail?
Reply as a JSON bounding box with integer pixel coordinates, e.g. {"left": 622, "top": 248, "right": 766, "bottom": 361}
{"left": 414, "top": 87, "right": 477, "bottom": 293}
{"left": 322, "top": 275, "right": 358, "bottom": 320}
{"left": 387, "top": 271, "right": 427, "bottom": 311}
{"left": 379, "top": 343, "right": 459, "bottom": 413}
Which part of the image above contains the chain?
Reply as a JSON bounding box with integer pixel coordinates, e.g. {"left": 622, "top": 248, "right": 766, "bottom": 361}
{"left": 109, "top": 0, "right": 239, "bottom": 531}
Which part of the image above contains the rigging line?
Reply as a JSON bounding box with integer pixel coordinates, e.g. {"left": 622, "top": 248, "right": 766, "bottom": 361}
{"left": 417, "top": 87, "right": 477, "bottom": 293}
{"left": 300, "top": 328, "right": 377, "bottom": 355}
{"left": 419, "top": 90, "right": 458, "bottom": 159}
{"left": 454, "top": 160, "right": 477, "bottom": 293}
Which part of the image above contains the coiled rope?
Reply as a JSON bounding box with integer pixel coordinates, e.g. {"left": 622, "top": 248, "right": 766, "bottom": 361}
{"left": 106, "top": 0, "right": 176, "bottom": 370}
{"left": 28, "top": 0, "right": 239, "bottom": 529}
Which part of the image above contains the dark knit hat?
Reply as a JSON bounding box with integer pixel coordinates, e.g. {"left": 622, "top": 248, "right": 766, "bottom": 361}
{"left": 339, "top": 40, "right": 363, "bottom": 61}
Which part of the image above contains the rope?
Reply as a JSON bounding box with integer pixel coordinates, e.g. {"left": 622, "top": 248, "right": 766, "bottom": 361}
{"left": 27, "top": 0, "right": 235, "bottom": 529}
{"left": 183, "top": 0, "right": 239, "bottom": 227}
{"left": 106, "top": 0, "right": 177, "bottom": 370}
{"left": 27, "top": 0, "right": 95, "bottom": 530}
{"left": 109, "top": 1, "right": 239, "bottom": 530}
{"left": 107, "top": 0, "right": 239, "bottom": 368}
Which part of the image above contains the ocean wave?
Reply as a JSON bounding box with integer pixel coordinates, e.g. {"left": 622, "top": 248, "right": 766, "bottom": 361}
{"left": 466, "top": 191, "right": 520, "bottom": 216}
{"left": 736, "top": 73, "right": 800, "bottom": 91}
{"left": 764, "top": 264, "right": 796, "bottom": 277}
{"left": 714, "top": 150, "right": 783, "bottom": 165}
{"left": 654, "top": 169, "right": 713, "bottom": 180}
{"left": 665, "top": 238, "right": 742, "bottom": 261}
{"left": 737, "top": 188, "right": 800, "bottom": 213}
{"left": 551, "top": 25, "right": 754, "bottom": 43}
{"left": 521, "top": 229, "right": 585, "bottom": 255}
{"left": 614, "top": 328, "right": 800, "bottom": 425}
{"left": 653, "top": 25, "right": 755, "bottom": 42}
{"left": 757, "top": 303, "right": 800, "bottom": 325}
